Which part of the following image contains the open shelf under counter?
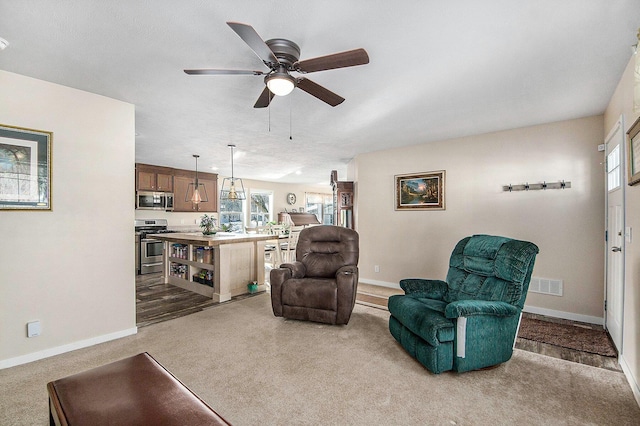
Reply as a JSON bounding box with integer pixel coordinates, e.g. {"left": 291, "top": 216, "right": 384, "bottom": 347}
{"left": 168, "top": 256, "right": 215, "bottom": 270}
{"left": 154, "top": 232, "right": 275, "bottom": 302}
{"left": 168, "top": 275, "right": 214, "bottom": 298}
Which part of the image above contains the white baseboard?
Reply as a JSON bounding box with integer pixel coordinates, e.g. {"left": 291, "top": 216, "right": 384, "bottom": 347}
{"left": 619, "top": 354, "right": 640, "bottom": 408}
{"left": 523, "top": 305, "right": 603, "bottom": 325}
{"left": 361, "top": 279, "right": 605, "bottom": 326}
{"left": 359, "top": 278, "right": 400, "bottom": 289}
{"left": 0, "top": 327, "right": 138, "bottom": 370}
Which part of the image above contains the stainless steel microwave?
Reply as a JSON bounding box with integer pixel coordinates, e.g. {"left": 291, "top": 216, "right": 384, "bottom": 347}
{"left": 136, "top": 191, "right": 174, "bottom": 211}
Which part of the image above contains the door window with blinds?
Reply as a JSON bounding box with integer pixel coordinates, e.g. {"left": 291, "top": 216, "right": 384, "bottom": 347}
{"left": 607, "top": 144, "right": 621, "bottom": 191}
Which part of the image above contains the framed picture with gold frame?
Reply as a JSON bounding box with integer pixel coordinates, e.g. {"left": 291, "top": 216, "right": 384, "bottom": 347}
{"left": 0, "top": 124, "right": 52, "bottom": 210}
{"left": 395, "top": 170, "right": 445, "bottom": 210}
{"left": 628, "top": 116, "right": 640, "bottom": 186}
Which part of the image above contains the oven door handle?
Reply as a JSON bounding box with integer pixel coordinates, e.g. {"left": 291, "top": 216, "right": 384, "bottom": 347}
{"left": 141, "top": 239, "right": 163, "bottom": 243}
{"left": 142, "top": 262, "right": 164, "bottom": 267}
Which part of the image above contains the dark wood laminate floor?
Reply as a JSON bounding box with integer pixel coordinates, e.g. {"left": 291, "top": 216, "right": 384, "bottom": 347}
{"left": 136, "top": 272, "right": 263, "bottom": 327}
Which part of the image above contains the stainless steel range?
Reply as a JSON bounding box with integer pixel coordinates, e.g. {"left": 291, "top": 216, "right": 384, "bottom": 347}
{"left": 135, "top": 219, "right": 177, "bottom": 275}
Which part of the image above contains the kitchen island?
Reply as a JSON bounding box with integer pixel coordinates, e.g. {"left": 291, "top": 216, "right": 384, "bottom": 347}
{"left": 148, "top": 232, "right": 276, "bottom": 302}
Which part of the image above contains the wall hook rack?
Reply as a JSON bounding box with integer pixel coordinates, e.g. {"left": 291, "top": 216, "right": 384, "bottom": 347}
{"left": 503, "top": 180, "right": 571, "bottom": 192}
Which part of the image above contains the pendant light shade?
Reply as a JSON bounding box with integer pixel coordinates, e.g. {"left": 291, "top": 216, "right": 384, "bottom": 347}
{"left": 185, "top": 154, "right": 208, "bottom": 204}
{"left": 220, "top": 144, "right": 246, "bottom": 201}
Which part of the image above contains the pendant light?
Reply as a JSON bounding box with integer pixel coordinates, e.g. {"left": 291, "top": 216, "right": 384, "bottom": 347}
{"left": 186, "top": 154, "right": 208, "bottom": 204}
{"left": 220, "top": 144, "right": 246, "bottom": 201}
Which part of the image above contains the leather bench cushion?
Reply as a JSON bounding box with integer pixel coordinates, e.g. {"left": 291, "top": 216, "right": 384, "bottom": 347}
{"left": 282, "top": 278, "right": 337, "bottom": 311}
{"left": 47, "top": 352, "right": 230, "bottom": 426}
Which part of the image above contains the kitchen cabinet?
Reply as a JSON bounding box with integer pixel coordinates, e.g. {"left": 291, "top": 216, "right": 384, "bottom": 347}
{"left": 136, "top": 164, "right": 174, "bottom": 192}
{"left": 173, "top": 173, "right": 218, "bottom": 212}
{"left": 135, "top": 163, "right": 218, "bottom": 212}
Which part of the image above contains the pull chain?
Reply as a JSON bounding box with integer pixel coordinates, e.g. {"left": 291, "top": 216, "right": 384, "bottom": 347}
{"left": 268, "top": 92, "right": 271, "bottom": 132}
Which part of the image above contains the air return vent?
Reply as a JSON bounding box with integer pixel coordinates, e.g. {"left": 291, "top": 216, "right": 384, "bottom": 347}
{"left": 529, "top": 277, "right": 563, "bottom": 296}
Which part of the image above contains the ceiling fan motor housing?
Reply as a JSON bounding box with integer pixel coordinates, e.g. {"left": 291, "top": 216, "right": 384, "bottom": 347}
{"left": 265, "top": 38, "right": 301, "bottom": 67}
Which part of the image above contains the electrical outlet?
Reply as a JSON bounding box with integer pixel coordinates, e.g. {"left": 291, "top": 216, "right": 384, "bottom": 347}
{"left": 374, "top": 265, "right": 380, "bottom": 273}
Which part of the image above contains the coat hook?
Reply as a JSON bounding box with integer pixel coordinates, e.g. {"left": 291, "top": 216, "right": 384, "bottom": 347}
{"left": 542, "top": 181, "right": 547, "bottom": 190}
{"left": 525, "top": 183, "right": 529, "bottom": 191}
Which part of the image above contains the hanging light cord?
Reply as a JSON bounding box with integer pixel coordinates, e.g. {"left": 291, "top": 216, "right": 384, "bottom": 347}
{"left": 230, "top": 145, "right": 234, "bottom": 180}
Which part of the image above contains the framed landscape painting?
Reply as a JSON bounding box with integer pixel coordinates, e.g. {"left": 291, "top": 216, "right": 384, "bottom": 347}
{"left": 395, "top": 170, "right": 445, "bottom": 210}
{"left": 628, "top": 116, "right": 640, "bottom": 186}
{"left": 0, "top": 124, "right": 52, "bottom": 210}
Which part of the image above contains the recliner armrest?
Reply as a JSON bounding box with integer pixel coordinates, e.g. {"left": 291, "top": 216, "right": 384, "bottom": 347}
{"left": 279, "top": 261, "right": 306, "bottom": 278}
{"left": 444, "top": 300, "right": 519, "bottom": 319}
{"left": 399, "top": 278, "right": 447, "bottom": 300}
{"left": 336, "top": 265, "right": 358, "bottom": 277}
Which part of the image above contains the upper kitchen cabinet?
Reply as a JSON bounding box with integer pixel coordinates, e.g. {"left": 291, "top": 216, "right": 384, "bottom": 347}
{"left": 136, "top": 164, "right": 174, "bottom": 192}
{"left": 173, "top": 170, "right": 218, "bottom": 213}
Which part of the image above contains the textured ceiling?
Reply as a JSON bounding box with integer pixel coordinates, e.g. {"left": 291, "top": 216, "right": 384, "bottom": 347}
{"left": 1, "top": 1, "right": 639, "bottom": 184}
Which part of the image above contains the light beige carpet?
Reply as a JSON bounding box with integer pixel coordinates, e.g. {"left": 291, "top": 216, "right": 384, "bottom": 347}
{"left": 1, "top": 294, "right": 638, "bottom": 425}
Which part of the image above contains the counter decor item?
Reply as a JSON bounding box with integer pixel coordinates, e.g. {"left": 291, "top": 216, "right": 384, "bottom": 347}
{"left": 219, "top": 223, "right": 235, "bottom": 232}
{"left": 248, "top": 281, "right": 258, "bottom": 293}
{"left": 200, "top": 214, "right": 217, "bottom": 235}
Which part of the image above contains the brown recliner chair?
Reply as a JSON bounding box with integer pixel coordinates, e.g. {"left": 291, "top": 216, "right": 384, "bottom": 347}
{"left": 270, "top": 225, "right": 359, "bottom": 325}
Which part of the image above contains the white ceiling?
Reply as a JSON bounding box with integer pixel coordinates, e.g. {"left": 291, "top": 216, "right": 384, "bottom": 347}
{"left": 1, "top": 1, "right": 639, "bottom": 184}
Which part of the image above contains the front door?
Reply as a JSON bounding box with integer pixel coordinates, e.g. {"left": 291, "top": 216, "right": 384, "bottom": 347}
{"left": 604, "top": 118, "right": 625, "bottom": 352}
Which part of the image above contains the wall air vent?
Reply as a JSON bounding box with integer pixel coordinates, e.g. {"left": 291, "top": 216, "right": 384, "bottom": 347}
{"left": 529, "top": 277, "right": 563, "bottom": 296}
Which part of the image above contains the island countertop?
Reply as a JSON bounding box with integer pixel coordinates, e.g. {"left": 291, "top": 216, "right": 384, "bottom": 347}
{"left": 147, "top": 232, "right": 276, "bottom": 246}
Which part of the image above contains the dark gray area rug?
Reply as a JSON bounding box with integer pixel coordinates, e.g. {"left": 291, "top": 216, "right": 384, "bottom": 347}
{"left": 518, "top": 317, "right": 617, "bottom": 357}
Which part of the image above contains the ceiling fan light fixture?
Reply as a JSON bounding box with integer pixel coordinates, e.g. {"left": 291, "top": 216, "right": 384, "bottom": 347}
{"left": 265, "top": 72, "right": 296, "bottom": 96}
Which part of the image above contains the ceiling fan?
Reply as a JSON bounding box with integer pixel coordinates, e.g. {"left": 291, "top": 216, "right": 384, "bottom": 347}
{"left": 184, "top": 22, "right": 369, "bottom": 108}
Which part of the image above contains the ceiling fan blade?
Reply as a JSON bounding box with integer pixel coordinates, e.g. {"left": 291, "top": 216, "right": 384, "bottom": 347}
{"left": 253, "top": 87, "right": 275, "bottom": 108}
{"left": 184, "top": 69, "right": 264, "bottom": 75}
{"left": 294, "top": 48, "right": 369, "bottom": 73}
{"left": 227, "top": 22, "right": 279, "bottom": 66}
{"left": 296, "top": 78, "right": 345, "bottom": 107}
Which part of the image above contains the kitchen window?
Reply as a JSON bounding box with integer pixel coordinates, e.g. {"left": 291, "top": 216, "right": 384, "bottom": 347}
{"left": 219, "top": 198, "right": 244, "bottom": 232}
{"left": 250, "top": 190, "right": 273, "bottom": 226}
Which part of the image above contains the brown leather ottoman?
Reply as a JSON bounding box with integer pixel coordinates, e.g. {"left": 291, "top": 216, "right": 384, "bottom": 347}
{"left": 47, "top": 352, "right": 230, "bottom": 425}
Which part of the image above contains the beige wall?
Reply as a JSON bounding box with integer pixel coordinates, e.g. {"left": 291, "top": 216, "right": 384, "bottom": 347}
{"left": 604, "top": 55, "right": 640, "bottom": 403}
{"left": 0, "top": 71, "right": 136, "bottom": 367}
{"left": 355, "top": 115, "right": 605, "bottom": 322}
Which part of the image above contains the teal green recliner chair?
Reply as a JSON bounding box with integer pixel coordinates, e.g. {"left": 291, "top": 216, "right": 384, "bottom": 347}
{"left": 388, "top": 235, "right": 539, "bottom": 374}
